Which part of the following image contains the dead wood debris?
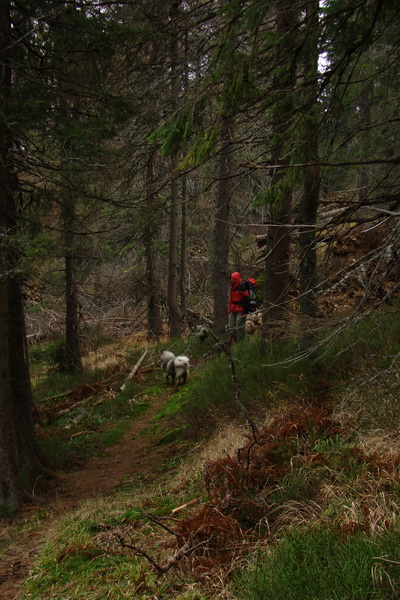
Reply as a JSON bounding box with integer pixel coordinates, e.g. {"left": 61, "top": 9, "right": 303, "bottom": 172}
{"left": 34, "top": 366, "right": 125, "bottom": 422}
{"left": 115, "top": 531, "right": 208, "bottom": 576}
{"left": 115, "top": 504, "right": 246, "bottom": 577}
{"left": 171, "top": 498, "right": 200, "bottom": 515}
{"left": 120, "top": 350, "right": 148, "bottom": 391}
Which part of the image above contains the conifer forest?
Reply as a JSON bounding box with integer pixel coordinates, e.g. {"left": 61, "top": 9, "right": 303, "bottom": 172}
{"left": 0, "top": 1, "right": 400, "bottom": 598}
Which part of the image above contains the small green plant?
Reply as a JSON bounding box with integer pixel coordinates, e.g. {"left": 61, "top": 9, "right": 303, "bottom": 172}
{"left": 29, "top": 337, "right": 68, "bottom": 369}
{"left": 270, "top": 468, "right": 323, "bottom": 505}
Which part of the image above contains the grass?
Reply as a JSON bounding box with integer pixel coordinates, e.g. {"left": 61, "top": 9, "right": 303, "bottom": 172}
{"left": 156, "top": 425, "right": 188, "bottom": 445}
{"left": 181, "top": 306, "right": 400, "bottom": 428}
{"left": 20, "top": 493, "right": 212, "bottom": 600}
{"left": 182, "top": 335, "right": 320, "bottom": 425}
{"left": 234, "top": 526, "right": 400, "bottom": 600}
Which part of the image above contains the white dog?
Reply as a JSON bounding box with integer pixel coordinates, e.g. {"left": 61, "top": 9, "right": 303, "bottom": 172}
{"left": 160, "top": 350, "right": 190, "bottom": 385}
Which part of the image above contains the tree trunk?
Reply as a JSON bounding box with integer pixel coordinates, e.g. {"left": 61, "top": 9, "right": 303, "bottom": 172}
{"left": 357, "top": 85, "right": 371, "bottom": 205}
{"left": 180, "top": 172, "right": 188, "bottom": 320}
{"left": 63, "top": 193, "right": 83, "bottom": 372}
{"left": 0, "top": 269, "right": 20, "bottom": 509}
{"left": 262, "top": 185, "right": 293, "bottom": 342}
{"left": 167, "top": 0, "right": 182, "bottom": 339}
{"left": 145, "top": 149, "right": 163, "bottom": 339}
{"left": 261, "top": 0, "right": 298, "bottom": 348}
{"left": 0, "top": 0, "right": 22, "bottom": 509}
{"left": 298, "top": 0, "right": 321, "bottom": 349}
{"left": 179, "top": 28, "right": 189, "bottom": 322}
{"left": 212, "top": 114, "right": 235, "bottom": 335}
{"left": 168, "top": 156, "right": 182, "bottom": 338}
{"left": 7, "top": 190, "right": 50, "bottom": 475}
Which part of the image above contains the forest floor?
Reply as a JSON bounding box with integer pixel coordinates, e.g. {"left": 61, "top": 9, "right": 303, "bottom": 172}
{"left": 0, "top": 386, "right": 187, "bottom": 600}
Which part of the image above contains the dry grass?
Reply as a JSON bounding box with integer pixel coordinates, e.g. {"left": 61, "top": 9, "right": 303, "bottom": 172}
{"left": 172, "top": 420, "right": 248, "bottom": 488}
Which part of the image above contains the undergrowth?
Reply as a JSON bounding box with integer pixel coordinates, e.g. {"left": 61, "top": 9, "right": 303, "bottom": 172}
{"left": 10, "top": 305, "right": 400, "bottom": 599}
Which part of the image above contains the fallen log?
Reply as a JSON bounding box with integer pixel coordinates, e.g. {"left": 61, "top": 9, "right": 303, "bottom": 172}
{"left": 120, "top": 350, "right": 147, "bottom": 391}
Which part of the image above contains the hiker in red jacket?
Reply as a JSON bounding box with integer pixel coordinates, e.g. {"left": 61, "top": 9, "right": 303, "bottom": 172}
{"left": 228, "top": 271, "right": 250, "bottom": 342}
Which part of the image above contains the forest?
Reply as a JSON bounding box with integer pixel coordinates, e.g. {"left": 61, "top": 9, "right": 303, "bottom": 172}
{"left": 0, "top": 0, "right": 399, "bottom": 598}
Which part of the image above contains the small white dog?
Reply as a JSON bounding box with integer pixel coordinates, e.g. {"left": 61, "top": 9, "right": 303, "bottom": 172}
{"left": 160, "top": 350, "right": 190, "bottom": 385}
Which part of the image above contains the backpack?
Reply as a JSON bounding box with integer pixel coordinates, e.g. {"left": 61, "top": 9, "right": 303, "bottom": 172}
{"left": 243, "top": 278, "right": 259, "bottom": 312}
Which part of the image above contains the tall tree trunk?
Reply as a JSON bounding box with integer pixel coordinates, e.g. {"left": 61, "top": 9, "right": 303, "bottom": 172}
{"left": 357, "top": 85, "right": 371, "bottom": 205}
{"left": 0, "top": 233, "right": 20, "bottom": 508}
{"left": 262, "top": 183, "right": 292, "bottom": 342}
{"left": 63, "top": 193, "right": 83, "bottom": 372}
{"left": 7, "top": 189, "right": 50, "bottom": 475}
{"left": 299, "top": 0, "right": 321, "bottom": 349}
{"left": 145, "top": 149, "right": 163, "bottom": 338}
{"left": 179, "top": 27, "right": 189, "bottom": 322}
{"left": 212, "top": 114, "right": 235, "bottom": 335}
{"left": 261, "top": 0, "right": 298, "bottom": 348}
{"left": 0, "top": 0, "right": 22, "bottom": 509}
{"left": 180, "top": 172, "right": 187, "bottom": 319}
{"left": 168, "top": 157, "right": 182, "bottom": 338}
{"left": 167, "top": 0, "right": 182, "bottom": 338}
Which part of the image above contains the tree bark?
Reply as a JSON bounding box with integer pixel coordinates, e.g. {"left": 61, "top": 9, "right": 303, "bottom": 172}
{"left": 168, "top": 156, "right": 182, "bottom": 338}
{"left": 298, "top": 0, "right": 321, "bottom": 349}
{"left": 261, "top": 0, "right": 298, "bottom": 348}
{"left": 7, "top": 190, "right": 50, "bottom": 475}
{"left": 167, "top": 0, "right": 182, "bottom": 339}
{"left": 145, "top": 149, "right": 163, "bottom": 339}
{"left": 180, "top": 172, "right": 188, "bottom": 320}
{"left": 357, "top": 85, "right": 371, "bottom": 205}
{"left": 262, "top": 185, "right": 292, "bottom": 342}
{"left": 63, "top": 192, "right": 83, "bottom": 373}
{"left": 0, "top": 0, "right": 22, "bottom": 510}
{"left": 212, "top": 114, "right": 234, "bottom": 335}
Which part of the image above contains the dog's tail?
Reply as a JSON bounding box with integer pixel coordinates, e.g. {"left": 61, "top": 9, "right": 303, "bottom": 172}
{"left": 160, "top": 350, "right": 175, "bottom": 372}
{"left": 173, "top": 355, "right": 189, "bottom": 385}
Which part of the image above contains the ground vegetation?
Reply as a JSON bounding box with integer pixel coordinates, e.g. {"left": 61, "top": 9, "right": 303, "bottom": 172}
{"left": 0, "top": 305, "right": 399, "bottom": 598}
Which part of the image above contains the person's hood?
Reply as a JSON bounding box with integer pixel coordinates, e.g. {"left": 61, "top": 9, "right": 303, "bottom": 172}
{"left": 230, "top": 272, "right": 242, "bottom": 286}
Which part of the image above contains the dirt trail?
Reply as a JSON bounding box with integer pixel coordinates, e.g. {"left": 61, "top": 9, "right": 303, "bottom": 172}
{"left": 0, "top": 391, "right": 178, "bottom": 600}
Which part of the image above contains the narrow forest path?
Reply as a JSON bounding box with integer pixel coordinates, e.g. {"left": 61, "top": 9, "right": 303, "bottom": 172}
{"left": 0, "top": 389, "right": 181, "bottom": 600}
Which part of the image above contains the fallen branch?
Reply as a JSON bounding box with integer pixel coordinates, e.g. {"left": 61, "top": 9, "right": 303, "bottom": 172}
{"left": 57, "top": 398, "right": 90, "bottom": 415}
{"left": 42, "top": 390, "right": 72, "bottom": 403}
{"left": 41, "top": 381, "right": 111, "bottom": 410}
{"left": 64, "top": 410, "right": 89, "bottom": 430}
{"left": 158, "top": 539, "right": 207, "bottom": 573}
{"left": 186, "top": 308, "right": 213, "bottom": 327}
{"left": 116, "top": 534, "right": 166, "bottom": 574}
{"left": 144, "top": 513, "right": 180, "bottom": 537}
{"left": 69, "top": 429, "right": 94, "bottom": 439}
{"left": 120, "top": 350, "right": 147, "bottom": 391}
{"left": 171, "top": 498, "right": 200, "bottom": 515}
{"left": 115, "top": 533, "right": 208, "bottom": 576}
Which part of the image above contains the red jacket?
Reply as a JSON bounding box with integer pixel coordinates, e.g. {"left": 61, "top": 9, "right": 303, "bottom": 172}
{"left": 229, "top": 272, "right": 250, "bottom": 314}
